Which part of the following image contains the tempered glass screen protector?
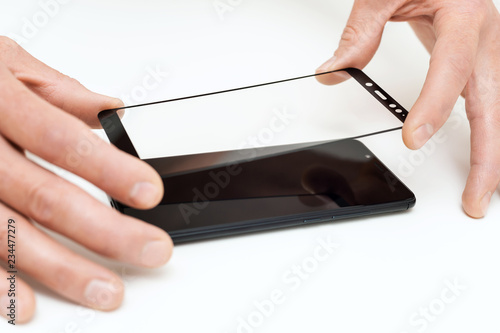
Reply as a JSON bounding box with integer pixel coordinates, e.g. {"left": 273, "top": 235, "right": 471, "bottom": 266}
{"left": 101, "top": 69, "right": 408, "bottom": 161}
{"left": 98, "top": 69, "right": 413, "bottom": 242}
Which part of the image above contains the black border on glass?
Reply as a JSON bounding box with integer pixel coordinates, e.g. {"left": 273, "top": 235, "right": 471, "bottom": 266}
{"left": 98, "top": 68, "right": 409, "bottom": 157}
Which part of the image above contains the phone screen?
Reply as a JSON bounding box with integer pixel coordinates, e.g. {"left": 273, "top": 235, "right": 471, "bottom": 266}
{"left": 122, "top": 139, "right": 414, "bottom": 235}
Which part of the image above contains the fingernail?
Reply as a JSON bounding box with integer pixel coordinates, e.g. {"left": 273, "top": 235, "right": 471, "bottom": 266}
{"left": 117, "top": 108, "right": 126, "bottom": 119}
{"left": 412, "top": 124, "right": 434, "bottom": 149}
{"left": 84, "top": 279, "right": 123, "bottom": 310}
{"left": 130, "top": 182, "right": 161, "bottom": 207}
{"left": 141, "top": 240, "right": 171, "bottom": 267}
{"left": 113, "top": 98, "right": 125, "bottom": 107}
{"left": 317, "top": 56, "right": 337, "bottom": 73}
{"left": 480, "top": 192, "right": 492, "bottom": 217}
{"left": 100, "top": 97, "right": 124, "bottom": 111}
{"left": 105, "top": 97, "right": 124, "bottom": 109}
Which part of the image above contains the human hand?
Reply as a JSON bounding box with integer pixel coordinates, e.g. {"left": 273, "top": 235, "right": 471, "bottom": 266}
{"left": 316, "top": 0, "right": 500, "bottom": 218}
{"left": 0, "top": 36, "right": 173, "bottom": 323}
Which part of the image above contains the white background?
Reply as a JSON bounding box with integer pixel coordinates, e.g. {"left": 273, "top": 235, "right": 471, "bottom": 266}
{"left": 1, "top": 0, "right": 499, "bottom": 332}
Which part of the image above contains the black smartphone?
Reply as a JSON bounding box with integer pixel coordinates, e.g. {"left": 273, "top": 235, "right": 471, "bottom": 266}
{"left": 99, "top": 68, "right": 415, "bottom": 243}
{"left": 118, "top": 139, "right": 415, "bottom": 243}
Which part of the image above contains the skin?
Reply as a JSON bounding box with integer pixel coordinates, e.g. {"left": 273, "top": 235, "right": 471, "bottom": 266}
{"left": 0, "top": 36, "right": 173, "bottom": 323}
{"left": 317, "top": 0, "right": 500, "bottom": 218}
{"left": 1, "top": 0, "right": 499, "bottom": 324}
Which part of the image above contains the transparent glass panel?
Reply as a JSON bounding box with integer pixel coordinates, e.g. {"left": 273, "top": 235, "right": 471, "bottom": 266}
{"left": 118, "top": 69, "right": 405, "bottom": 160}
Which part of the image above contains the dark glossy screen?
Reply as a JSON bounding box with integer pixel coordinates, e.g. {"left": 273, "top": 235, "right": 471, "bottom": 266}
{"left": 123, "top": 139, "right": 414, "bottom": 233}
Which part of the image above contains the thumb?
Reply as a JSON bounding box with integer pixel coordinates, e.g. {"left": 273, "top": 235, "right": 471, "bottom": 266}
{"left": 316, "top": 1, "right": 392, "bottom": 85}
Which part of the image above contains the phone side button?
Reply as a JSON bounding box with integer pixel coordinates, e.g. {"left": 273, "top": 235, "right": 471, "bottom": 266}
{"left": 303, "top": 217, "right": 336, "bottom": 224}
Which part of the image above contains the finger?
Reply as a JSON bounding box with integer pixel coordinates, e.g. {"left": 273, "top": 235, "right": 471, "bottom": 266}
{"left": 0, "top": 206, "right": 124, "bottom": 311}
{"left": 0, "top": 65, "right": 163, "bottom": 209}
{"left": 402, "top": 10, "right": 482, "bottom": 149}
{"left": 316, "top": 0, "right": 395, "bottom": 84}
{"left": 0, "top": 267, "right": 36, "bottom": 324}
{"left": 462, "top": 118, "right": 500, "bottom": 218}
{"left": 408, "top": 21, "right": 437, "bottom": 55}
{"left": 408, "top": 22, "right": 472, "bottom": 98}
{"left": 462, "top": 75, "right": 500, "bottom": 218}
{"left": 0, "top": 36, "right": 122, "bottom": 128}
{"left": 0, "top": 136, "right": 173, "bottom": 268}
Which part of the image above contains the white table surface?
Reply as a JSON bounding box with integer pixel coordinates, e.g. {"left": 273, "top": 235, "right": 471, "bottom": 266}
{"left": 1, "top": 1, "right": 499, "bottom": 332}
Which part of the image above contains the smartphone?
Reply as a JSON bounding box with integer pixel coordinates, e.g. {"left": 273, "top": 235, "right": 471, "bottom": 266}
{"left": 99, "top": 68, "right": 415, "bottom": 243}
{"left": 114, "top": 139, "right": 415, "bottom": 243}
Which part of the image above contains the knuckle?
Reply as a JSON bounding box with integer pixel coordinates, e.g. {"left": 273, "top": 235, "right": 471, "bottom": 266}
{"left": 0, "top": 36, "right": 19, "bottom": 55}
{"left": 340, "top": 21, "right": 374, "bottom": 46}
{"left": 340, "top": 14, "right": 383, "bottom": 48}
{"left": 448, "top": 1, "right": 488, "bottom": 28}
{"left": 340, "top": 24, "right": 361, "bottom": 45}
{"left": 44, "top": 72, "right": 79, "bottom": 96}
{"left": 26, "top": 181, "right": 62, "bottom": 223}
{"left": 95, "top": 241, "right": 118, "bottom": 258}
{"left": 465, "top": 0, "right": 489, "bottom": 19}
{"left": 468, "top": 162, "right": 500, "bottom": 185}
{"left": 42, "top": 123, "right": 68, "bottom": 146}
{"left": 62, "top": 73, "right": 82, "bottom": 86}
{"left": 34, "top": 128, "right": 72, "bottom": 165}
{"left": 430, "top": 52, "right": 474, "bottom": 83}
{"left": 467, "top": 95, "right": 500, "bottom": 124}
{"left": 47, "top": 260, "right": 79, "bottom": 292}
{"left": 449, "top": 54, "right": 474, "bottom": 77}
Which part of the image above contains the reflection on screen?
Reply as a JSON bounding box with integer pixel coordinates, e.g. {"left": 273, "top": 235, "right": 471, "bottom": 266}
{"left": 124, "top": 140, "right": 413, "bottom": 233}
